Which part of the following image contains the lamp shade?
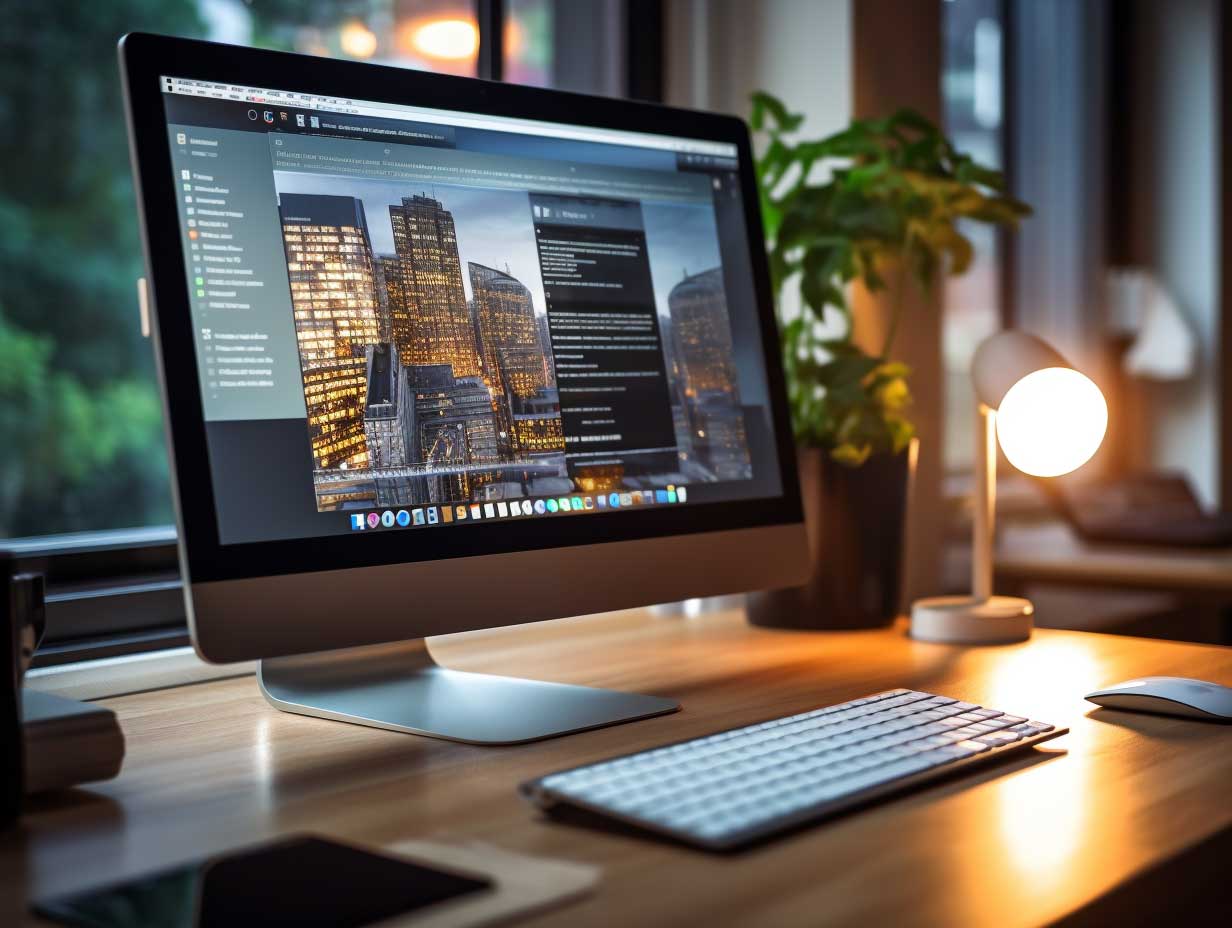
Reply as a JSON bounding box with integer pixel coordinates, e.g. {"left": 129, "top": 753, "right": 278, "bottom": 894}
{"left": 971, "top": 331, "right": 1068, "bottom": 408}
{"left": 971, "top": 331, "right": 1108, "bottom": 479}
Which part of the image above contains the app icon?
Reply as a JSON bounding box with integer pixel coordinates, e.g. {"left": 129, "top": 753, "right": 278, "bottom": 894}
{"left": 667, "top": 490, "right": 678, "bottom": 503}
{"left": 631, "top": 492, "right": 643, "bottom": 506}
{"left": 412, "top": 509, "right": 426, "bottom": 525}
{"left": 496, "top": 501, "right": 509, "bottom": 518}
{"left": 484, "top": 503, "right": 496, "bottom": 519}
{"left": 366, "top": 512, "right": 381, "bottom": 528}
{"left": 456, "top": 505, "right": 468, "bottom": 520}
{"left": 470, "top": 504, "right": 482, "bottom": 520}
{"left": 571, "top": 496, "right": 583, "bottom": 510}
{"left": 427, "top": 507, "right": 439, "bottom": 524}
{"left": 522, "top": 500, "right": 534, "bottom": 516}
{"left": 350, "top": 513, "right": 365, "bottom": 531}
{"left": 262, "top": 111, "right": 274, "bottom": 124}
{"left": 546, "top": 498, "right": 559, "bottom": 513}
{"left": 534, "top": 499, "right": 546, "bottom": 514}
{"left": 620, "top": 493, "right": 633, "bottom": 507}
{"left": 442, "top": 506, "right": 454, "bottom": 523}
{"left": 295, "top": 114, "right": 305, "bottom": 127}
{"left": 596, "top": 494, "right": 607, "bottom": 508}
{"left": 176, "top": 132, "right": 187, "bottom": 144}
{"left": 310, "top": 115, "right": 320, "bottom": 128}
{"left": 677, "top": 486, "right": 688, "bottom": 503}
{"left": 609, "top": 492, "right": 620, "bottom": 507}
{"left": 395, "top": 509, "right": 411, "bottom": 527}
{"left": 558, "top": 497, "right": 571, "bottom": 512}
{"left": 656, "top": 490, "right": 669, "bottom": 504}
{"left": 583, "top": 497, "right": 595, "bottom": 510}
{"left": 380, "top": 510, "right": 395, "bottom": 527}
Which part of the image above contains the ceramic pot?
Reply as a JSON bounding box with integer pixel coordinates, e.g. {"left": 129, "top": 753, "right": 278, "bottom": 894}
{"left": 748, "top": 441, "right": 916, "bottom": 629}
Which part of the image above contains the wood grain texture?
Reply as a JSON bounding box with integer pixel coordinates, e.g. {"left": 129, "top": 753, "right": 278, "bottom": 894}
{"left": 5, "top": 606, "right": 1231, "bottom": 926}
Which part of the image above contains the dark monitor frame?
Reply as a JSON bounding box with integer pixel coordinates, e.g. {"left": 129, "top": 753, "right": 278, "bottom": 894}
{"left": 120, "top": 32, "right": 801, "bottom": 588}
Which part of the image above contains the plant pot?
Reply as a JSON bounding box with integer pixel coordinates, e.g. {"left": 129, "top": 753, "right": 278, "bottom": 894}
{"left": 748, "top": 440, "right": 916, "bottom": 630}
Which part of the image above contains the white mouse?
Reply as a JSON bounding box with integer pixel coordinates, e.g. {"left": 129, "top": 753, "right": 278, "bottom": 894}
{"left": 1085, "top": 676, "right": 1232, "bottom": 721}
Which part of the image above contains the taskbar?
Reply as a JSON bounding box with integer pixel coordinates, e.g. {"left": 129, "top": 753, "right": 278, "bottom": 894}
{"left": 346, "top": 485, "right": 688, "bottom": 532}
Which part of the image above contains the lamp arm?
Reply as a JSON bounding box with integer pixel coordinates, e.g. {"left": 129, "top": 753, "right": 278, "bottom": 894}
{"left": 972, "top": 402, "right": 996, "bottom": 601}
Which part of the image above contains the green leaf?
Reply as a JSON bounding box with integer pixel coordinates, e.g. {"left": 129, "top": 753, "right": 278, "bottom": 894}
{"left": 831, "top": 442, "right": 872, "bottom": 467}
{"left": 750, "top": 92, "right": 803, "bottom": 133}
{"left": 751, "top": 89, "right": 1029, "bottom": 464}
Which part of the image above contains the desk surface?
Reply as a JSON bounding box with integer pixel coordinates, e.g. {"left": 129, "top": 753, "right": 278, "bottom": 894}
{"left": 996, "top": 521, "right": 1232, "bottom": 595}
{"left": 7, "top": 607, "right": 1232, "bottom": 926}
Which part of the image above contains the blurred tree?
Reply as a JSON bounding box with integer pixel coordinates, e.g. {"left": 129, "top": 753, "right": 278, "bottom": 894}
{"left": 0, "top": 0, "right": 203, "bottom": 536}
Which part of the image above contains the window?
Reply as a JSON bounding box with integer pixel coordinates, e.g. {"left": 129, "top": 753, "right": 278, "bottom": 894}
{"left": 940, "top": 0, "right": 1006, "bottom": 472}
{"left": 504, "top": 0, "right": 552, "bottom": 87}
{"left": 1, "top": 1, "right": 659, "bottom": 661}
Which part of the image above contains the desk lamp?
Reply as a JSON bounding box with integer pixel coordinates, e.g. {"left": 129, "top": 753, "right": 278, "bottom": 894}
{"left": 911, "top": 331, "right": 1107, "bottom": 644}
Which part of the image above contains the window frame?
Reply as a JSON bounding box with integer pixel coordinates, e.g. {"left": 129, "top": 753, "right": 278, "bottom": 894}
{"left": 12, "top": 0, "right": 664, "bottom": 666}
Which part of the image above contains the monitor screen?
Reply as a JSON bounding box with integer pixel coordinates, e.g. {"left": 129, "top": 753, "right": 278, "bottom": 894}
{"left": 158, "top": 76, "right": 782, "bottom": 545}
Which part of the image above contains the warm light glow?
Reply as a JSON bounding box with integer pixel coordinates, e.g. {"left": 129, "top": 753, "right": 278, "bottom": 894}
{"left": 339, "top": 21, "right": 378, "bottom": 59}
{"left": 411, "top": 18, "right": 479, "bottom": 60}
{"left": 995, "top": 367, "right": 1107, "bottom": 477}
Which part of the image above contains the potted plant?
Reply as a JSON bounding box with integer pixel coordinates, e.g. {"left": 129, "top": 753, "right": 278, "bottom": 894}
{"left": 746, "top": 93, "right": 1030, "bottom": 629}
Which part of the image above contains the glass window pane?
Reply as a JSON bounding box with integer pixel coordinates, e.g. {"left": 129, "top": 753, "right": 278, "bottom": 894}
{"left": 941, "top": 0, "right": 1005, "bottom": 473}
{"left": 504, "top": 0, "right": 553, "bottom": 87}
{"left": 0, "top": 1, "right": 476, "bottom": 541}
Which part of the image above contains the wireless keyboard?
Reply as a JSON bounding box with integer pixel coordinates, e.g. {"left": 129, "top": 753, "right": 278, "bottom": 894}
{"left": 521, "top": 689, "right": 1065, "bottom": 851}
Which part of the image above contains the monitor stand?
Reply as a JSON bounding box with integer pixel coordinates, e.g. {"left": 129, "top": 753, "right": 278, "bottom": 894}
{"left": 257, "top": 638, "right": 679, "bottom": 745}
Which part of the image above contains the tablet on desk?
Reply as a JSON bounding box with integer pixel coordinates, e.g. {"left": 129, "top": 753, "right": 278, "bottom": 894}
{"left": 33, "top": 835, "right": 492, "bottom": 928}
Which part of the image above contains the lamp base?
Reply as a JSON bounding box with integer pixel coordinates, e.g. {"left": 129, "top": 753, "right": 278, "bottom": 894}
{"left": 909, "top": 595, "right": 1034, "bottom": 644}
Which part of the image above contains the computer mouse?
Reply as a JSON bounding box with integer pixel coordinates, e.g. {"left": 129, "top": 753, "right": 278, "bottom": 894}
{"left": 1084, "top": 676, "right": 1232, "bottom": 721}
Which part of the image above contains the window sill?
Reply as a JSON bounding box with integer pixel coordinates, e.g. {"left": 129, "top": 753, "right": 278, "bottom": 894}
{"left": 25, "top": 646, "right": 256, "bottom": 702}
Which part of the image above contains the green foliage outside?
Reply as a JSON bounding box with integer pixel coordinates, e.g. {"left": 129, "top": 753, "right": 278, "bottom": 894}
{"left": 0, "top": 1, "right": 210, "bottom": 537}
{"left": 750, "top": 93, "right": 1030, "bottom": 466}
{"left": 0, "top": 1, "right": 346, "bottom": 538}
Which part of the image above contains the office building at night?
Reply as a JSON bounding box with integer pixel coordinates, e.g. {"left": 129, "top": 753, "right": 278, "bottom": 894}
{"left": 468, "top": 262, "right": 546, "bottom": 400}
{"left": 668, "top": 268, "right": 751, "bottom": 481}
{"left": 409, "top": 363, "right": 501, "bottom": 501}
{"left": 363, "top": 343, "right": 423, "bottom": 506}
{"left": 388, "top": 195, "right": 480, "bottom": 379}
{"left": 279, "top": 193, "right": 382, "bottom": 470}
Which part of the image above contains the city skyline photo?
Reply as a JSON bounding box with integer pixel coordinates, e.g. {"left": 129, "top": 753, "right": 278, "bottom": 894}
{"left": 273, "top": 173, "right": 549, "bottom": 316}
{"left": 271, "top": 170, "right": 754, "bottom": 514}
{"left": 274, "top": 178, "right": 569, "bottom": 513}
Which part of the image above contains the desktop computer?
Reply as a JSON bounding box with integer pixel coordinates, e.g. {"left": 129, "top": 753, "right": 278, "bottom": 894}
{"left": 119, "top": 34, "right": 808, "bottom": 745}
{"left": 120, "top": 34, "right": 1071, "bottom": 851}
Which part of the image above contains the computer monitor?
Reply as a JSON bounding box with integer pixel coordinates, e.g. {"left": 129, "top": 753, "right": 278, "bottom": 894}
{"left": 120, "top": 33, "right": 806, "bottom": 743}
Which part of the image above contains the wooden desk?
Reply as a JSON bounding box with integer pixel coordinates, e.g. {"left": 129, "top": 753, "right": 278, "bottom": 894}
{"left": 5, "top": 607, "right": 1231, "bottom": 926}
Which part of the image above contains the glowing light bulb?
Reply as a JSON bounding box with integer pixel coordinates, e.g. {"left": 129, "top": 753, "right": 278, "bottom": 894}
{"left": 339, "top": 21, "right": 378, "bottom": 59}
{"left": 411, "top": 19, "right": 479, "bottom": 60}
{"left": 994, "top": 367, "right": 1107, "bottom": 477}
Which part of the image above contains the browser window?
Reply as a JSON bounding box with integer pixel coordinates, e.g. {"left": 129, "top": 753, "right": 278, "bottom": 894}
{"left": 160, "top": 77, "right": 780, "bottom": 544}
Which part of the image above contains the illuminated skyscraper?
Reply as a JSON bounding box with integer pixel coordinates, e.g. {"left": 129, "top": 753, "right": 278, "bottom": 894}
{"left": 376, "top": 254, "right": 413, "bottom": 360}
{"left": 668, "top": 267, "right": 751, "bottom": 481}
{"left": 668, "top": 268, "right": 739, "bottom": 400}
{"left": 280, "top": 193, "right": 381, "bottom": 470}
{"left": 468, "top": 262, "right": 546, "bottom": 399}
{"left": 512, "top": 388, "right": 565, "bottom": 456}
{"left": 388, "top": 195, "right": 480, "bottom": 378}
